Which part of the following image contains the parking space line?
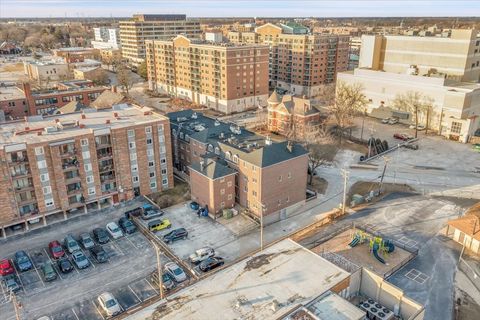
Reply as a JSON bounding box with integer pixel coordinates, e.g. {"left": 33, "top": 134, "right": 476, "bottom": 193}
{"left": 124, "top": 234, "right": 140, "bottom": 250}
{"left": 145, "top": 278, "right": 159, "bottom": 294}
{"left": 43, "top": 248, "right": 63, "bottom": 280}
{"left": 11, "top": 261, "right": 26, "bottom": 294}
{"left": 128, "top": 284, "right": 142, "bottom": 302}
{"left": 27, "top": 253, "right": 46, "bottom": 287}
{"left": 110, "top": 240, "right": 126, "bottom": 256}
{"left": 92, "top": 299, "right": 106, "bottom": 320}
{"left": 71, "top": 307, "right": 80, "bottom": 320}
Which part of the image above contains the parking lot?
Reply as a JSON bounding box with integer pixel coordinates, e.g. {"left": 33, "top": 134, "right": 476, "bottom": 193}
{"left": 0, "top": 201, "right": 166, "bottom": 320}
{"left": 136, "top": 202, "right": 239, "bottom": 276}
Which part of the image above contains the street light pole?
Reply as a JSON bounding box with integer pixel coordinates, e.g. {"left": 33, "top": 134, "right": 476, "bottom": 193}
{"left": 10, "top": 292, "right": 21, "bottom": 320}
{"left": 151, "top": 241, "right": 164, "bottom": 299}
{"left": 341, "top": 169, "right": 349, "bottom": 215}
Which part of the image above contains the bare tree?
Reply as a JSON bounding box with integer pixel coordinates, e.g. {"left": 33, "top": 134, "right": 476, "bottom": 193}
{"left": 329, "top": 81, "right": 368, "bottom": 142}
{"left": 392, "top": 91, "right": 433, "bottom": 138}
{"left": 117, "top": 64, "right": 134, "bottom": 95}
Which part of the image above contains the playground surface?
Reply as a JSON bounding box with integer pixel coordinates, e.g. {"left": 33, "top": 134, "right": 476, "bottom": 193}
{"left": 311, "top": 228, "right": 413, "bottom": 277}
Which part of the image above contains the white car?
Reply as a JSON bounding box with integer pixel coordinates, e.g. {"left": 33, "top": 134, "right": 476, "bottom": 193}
{"left": 388, "top": 118, "right": 399, "bottom": 125}
{"left": 164, "top": 262, "right": 187, "bottom": 283}
{"left": 98, "top": 292, "right": 122, "bottom": 317}
{"left": 106, "top": 222, "right": 124, "bottom": 239}
{"left": 189, "top": 247, "right": 215, "bottom": 265}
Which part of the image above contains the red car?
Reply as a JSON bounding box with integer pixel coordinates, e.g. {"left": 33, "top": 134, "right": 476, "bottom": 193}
{"left": 393, "top": 133, "right": 413, "bottom": 141}
{"left": 0, "top": 259, "right": 14, "bottom": 276}
{"left": 48, "top": 240, "right": 65, "bottom": 259}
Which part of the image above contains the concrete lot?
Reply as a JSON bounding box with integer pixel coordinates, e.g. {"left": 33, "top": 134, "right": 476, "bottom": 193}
{"left": 298, "top": 192, "right": 476, "bottom": 320}
{"left": 0, "top": 200, "right": 164, "bottom": 320}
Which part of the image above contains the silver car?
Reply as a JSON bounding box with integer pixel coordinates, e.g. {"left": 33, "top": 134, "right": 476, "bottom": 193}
{"left": 164, "top": 262, "right": 187, "bottom": 283}
{"left": 72, "top": 251, "right": 90, "bottom": 269}
{"left": 98, "top": 292, "right": 122, "bottom": 317}
{"left": 79, "top": 233, "right": 95, "bottom": 249}
{"left": 64, "top": 235, "right": 81, "bottom": 254}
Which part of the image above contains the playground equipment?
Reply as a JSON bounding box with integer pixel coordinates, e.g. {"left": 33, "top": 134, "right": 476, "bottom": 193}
{"left": 349, "top": 230, "right": 395, "bottom": 264}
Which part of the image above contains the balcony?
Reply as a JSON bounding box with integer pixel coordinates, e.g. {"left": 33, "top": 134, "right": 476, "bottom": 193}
{"left": 9, "top": 156, "right": 28, "bottom": 164}
{"left": 100, "top": 174, "right": 116, "bottom": 183}
{"left": 62, "top": 159, "right": 79, "bottom": 170}
{"left": 97, "top": 152, "right": 113, "bottom": 160}
{"left": 11, "top": 170, "right": 31, "bottom": 178}
{"left": 64, "top": 175, "right": 81, "bottom": 185}
{"left": 96, "top": 142, "right": 111, "bottom": 149}
{"left": 16, "top": 197, "right": 37, "bottom": 206}
{"left": 99, "top": 164, "right": 114, "bottom": 173}
{"left": 60, "top": 149, "right": 77, "bottom": 158}
{"left": 14, "top": 184, "right": 34, "bottom": 192}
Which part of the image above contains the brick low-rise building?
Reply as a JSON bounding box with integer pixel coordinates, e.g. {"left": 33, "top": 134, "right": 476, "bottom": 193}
{"left": 168, "top": 109, "right": 308, "bottom": 223}
{"left": 0, "top": 104, "right": 173, "bottom": 237}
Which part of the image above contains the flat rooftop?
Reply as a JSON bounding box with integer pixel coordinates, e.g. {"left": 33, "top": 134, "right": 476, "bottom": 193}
{"left": 130, "top": 239, "right": 350, "bottom": 320}
{"left": 0, "top": 104, "right": 167, "bottom": 148}
{"left": 0, "top": 85, "right": 25, "bottom": 101}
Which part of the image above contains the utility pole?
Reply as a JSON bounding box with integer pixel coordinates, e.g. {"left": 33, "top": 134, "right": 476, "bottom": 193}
{"left": 341, "top": 169, "right": 349, "bottom": 215}
{"left": 360, "top": 107, "right": 367, "bottom": 141}
{"left": 259, "top": 202, "right": 266, "bottom": 251}
{"left": 379, "top": 156, "right": 390, "bottom": 193}
{"left": 10, "top": 291, "right": 21, "bottom": 320}
{"left": 151, "top": 241, "right": 164, "bottom": 299}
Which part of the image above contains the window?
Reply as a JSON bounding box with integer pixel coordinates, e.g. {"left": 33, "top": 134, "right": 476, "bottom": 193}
{"left": 160, "top": 158, "right": 166, "bottom": 164}
{"left": 84, "top": 163, "right": 92, "bottom": 172}
{"left": 278, "top": 175, "right": 283, "bottom": 182}
{"left": 161, "top": 168, "right": 167, "bottom": 174}
{"left": 148, "top": 161, "right": 154, "bottom": 167}
{"left": 132, "top": 176, "right": 139, "bottom": 183}
{"left": 45, "top": 199, "right": 54, "bottom": 207}
{"left": 88, "top": 187, "right": 96, "bottom": 195}
{"left": 86, "top": 176, "right": 94, "bottom": 183}
{"left": 131, "top": 165, "right": 138, "bottom": 172}
{"left": 150, "top": 181, "right": 157, "bottom": 189}
{"left": 127, "top": 129, "right": 135, "bottom": 137}
{"left": 288, "top": 172, "right": 292, "bottom": 179}
{"left": 145, "top": 126, "right": 152, "bottom": 133}
{"left": 220, "top": 188, "right": 225, "bottom": 195}
{"left": 147, "top": 149, "right": 154, "bottom": 156}
{"left": 220, "top": 202, "right": 225, "bottom": 208}
{"left": 207, "top": 144, "right": 213, "bottom": 152}
{"left": 35, "top": 147, "right": 44, "bottom": 155}
{"left": 451, "top": 121, "right": 462, "bottom": 134}
{"left": 146, "top": 138, "right": 153, "bottom": 145}
{"left": 233, "top": 155, "right": 239, "bottom": 164}
{"left": 228, "top": 194, "right": 232, "bottom": 200}
{"left": 244, "top": 185, "right": 247, "bottom": 192}
{"left": 149, "top": 172, "right": 155, "bottom": 178}
{"left": 37, "top": 160, "right": 47, "bottom": 169}
{"left": 42, "top": 186, "right": 51, "bottom": 195}
{"left": 278, "top": 199, "right": 281, "bottom": 206}
{"left": 252, "top": 178, "right": 257, "bottom": 184}
{"left": 252, "top": 190, "right": 257, "bottom": 197}
{"left": 162, "top": 179, "right": 168, "bottom": 185}
{"left": 220, "top": 178, "right": 225, "bottom": 183}
{"left": 286, "top": 196, "right": 290, "bottom": 203}
{"left": 214, "top": 147, "right": 220, "bottom": 155}
{"left": 129, "top": 142, "right": 136, "bottom": 149}
{"left": 130, "top": 153, "right": 137, "bottom": 160}
{"left": 225, "top": 151, "right": 231, "bottom": 160}
{"left": 80, "top": 139, "right": 89, "bottom": 146}
{"left": 82, "top": 151, "right": 90, "bottom": 159}
{"left": 227, "top": 181, "right": 232, "bottom": 187}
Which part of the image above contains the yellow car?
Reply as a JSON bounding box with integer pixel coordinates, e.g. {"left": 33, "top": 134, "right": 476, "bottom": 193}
{"left": 148, "top": 219, "right": 172, "bottom": 232}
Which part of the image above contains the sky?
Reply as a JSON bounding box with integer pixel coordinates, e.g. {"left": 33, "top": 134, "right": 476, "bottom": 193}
{"left": 0, "top": 0, "right": 479, "bottom": 18}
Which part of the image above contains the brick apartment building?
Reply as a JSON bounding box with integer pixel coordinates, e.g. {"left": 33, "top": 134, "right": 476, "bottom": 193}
{"left": 266, "top": 91, "right": 322, "bottom": 139}
{"left": 168, "top": 109, "right": 308, "bottom": 224}
{"left": 53, "top": 47, "right": 101, "bottom": 63}
{"left": 228, "top": 22, "right": 350, "bottom": 97}
{"left": 0, "top": 105, "right": 173, "bottom": 237}
{"left": 0, "top": 81, "right": 108, "bottom": 120}
{"left": 146, "top": 35, "right": 270, "bottom": 114}
{"left": 120, "top": 14, "right": 202, "bottom": 67}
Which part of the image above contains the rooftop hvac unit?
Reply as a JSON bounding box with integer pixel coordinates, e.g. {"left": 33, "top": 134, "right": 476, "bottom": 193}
{"left": 359, "top": 299, "right": 394, "bottom": 320}
{"left": 44, "top": 126, "right": 58, "bottom": 134}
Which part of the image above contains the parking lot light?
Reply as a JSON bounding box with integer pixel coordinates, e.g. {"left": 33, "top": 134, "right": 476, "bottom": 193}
{"left": 150, "top": 240, "right": 164, "bottom": 299}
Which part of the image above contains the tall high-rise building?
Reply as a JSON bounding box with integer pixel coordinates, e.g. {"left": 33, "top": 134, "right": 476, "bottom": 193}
{"left": 146, "top": 35, "right": 270, "bottom": 114}
{"left": 359, "top": 29, "right": 480, "bottom": 82}
{"left": 92, "top": 27, "right": 121, "bottom": 50}
{"left": 0, "top": 105, "right": 173, "bottom": 235}
{"left": 228, "top": 23, "right": 350, "bottom": 97}
{"left": 119, "top": 14, "right": 201, "bottom": 67}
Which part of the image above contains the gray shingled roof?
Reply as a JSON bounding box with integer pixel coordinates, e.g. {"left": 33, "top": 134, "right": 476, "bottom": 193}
{"left": 58, "top": 101, "right": 91, "bottom": 114}
{"left": 189, "top": 158, "right": 237, "bottom": 180}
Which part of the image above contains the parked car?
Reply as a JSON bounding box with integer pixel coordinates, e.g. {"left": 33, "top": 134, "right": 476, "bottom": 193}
{"left": 189, "top": 247, "right": 215, "bottom": 265}
{"left": 148, "top": 219, "right": 172, "bottom": 232}
{"left": 79, "top": 233, "right": 95, "bottom": 250}
{"left": 97, "top": 292, "right": 122, "bottom": 317}
{"left": 42, "top": 262, "right": 57, "bottom": 282}
{"left": 141, "top": 204, "right": 164, "bottom": 220}
{"left": 93, "top": 228, "right": 110, "bottom": 244}
{"left": 3, "top": 274, "right": 20, "bottom": 293}
{"left": 150, "top": 270, "right": 176, "bottom": 291}
{"left": 381, "top": 118, "right": 390, "bottom": 124}
{"left": 90, "top": 246, "right": 108, "bottom": 263}
{"left": 403, "top": 143, "right": 419, "bottom": 150}
{"left": 190, "top": 201, "right": 200, "bottom": 210}
{"left": 124, "top": 207, "right": 142, "bottom": 219}
{"left": 199, "top": 257, "right": 225, "bottom": 272}
{"left": 163, "top": 228, "right": 188, "bottom": 244}
{"left": 388, "top": 118, "right": 399, "bottom": 125}
{"left": 0, "top": 259, "right": 14, "bottom": 276}
{"left": 409, "top": 124, "right": 426, "bottom": 131}
{"left": 49, "top": 240, "right": 65, "bottom": 259}
{"left": 72, "top": 251, "right": 90, "bottom": 269}
{"left": 164, "top": 262, "right": 187, "bottom": 283}
{"left": 106, "top": 222, "right": 124, "bottom": 239}
{"left": 393, "top": 133, "right": 413, "bottom": 141}
{"left": 118, "top": 217, "right": 137, "bottom": 234}
{"left": 14, "top": 250, "right": 33, "bottom": 272}
{"left": 57, "top": 257, "right": 74, "bottom": 273}
{"left": 64, "top": 235, "right": 81, "bottom": 254}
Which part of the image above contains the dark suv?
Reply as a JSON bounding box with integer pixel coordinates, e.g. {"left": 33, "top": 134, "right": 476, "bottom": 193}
{"left": 118, "top": 217, "right": 137, "bottom": 234}
{"left": 90, "top": 246, "right": 109, "bottom": 263}
{"left": 163, "top": 228, "right": 188, "bottom": 244}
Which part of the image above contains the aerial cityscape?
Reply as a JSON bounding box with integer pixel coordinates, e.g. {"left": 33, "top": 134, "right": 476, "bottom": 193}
{"left": 0, "top": 1, "right": 480, "bottom": 320}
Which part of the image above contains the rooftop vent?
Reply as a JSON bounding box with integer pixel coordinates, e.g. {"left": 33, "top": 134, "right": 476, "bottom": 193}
{"left": 44, "top": 126, "right": 58, "bottom": 134}
{"left": 191, "top": 112, "right": 198, "bottom": 119}
{"left": 57, "top": 120, "right": 78, "bottom": 130}
{"left": 265, "top": 135, "right": 272, "bottom": 146}
{"left": 177, "top": 116, "right": 188, "bottom": 122}
{"left": 214, "top": 119, "right": 221, "bottom": 126}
